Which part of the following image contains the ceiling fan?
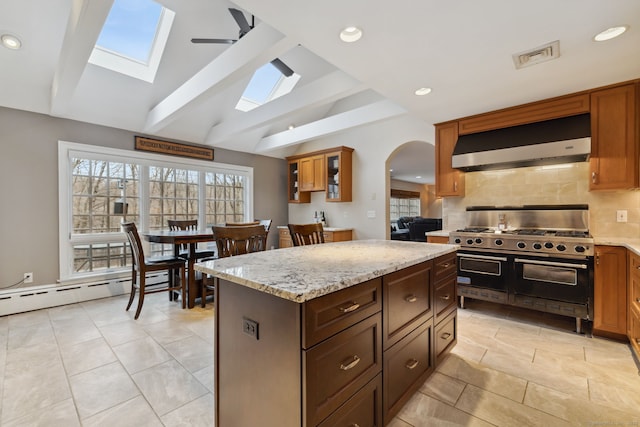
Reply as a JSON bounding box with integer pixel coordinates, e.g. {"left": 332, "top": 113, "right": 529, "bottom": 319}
{"left": 191, "top": 8, "right": 294, "bottom": 77}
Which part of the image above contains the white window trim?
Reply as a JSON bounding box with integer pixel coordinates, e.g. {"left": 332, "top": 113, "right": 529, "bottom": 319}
{"left": 58, "top": 140, "right": 254, "bottom": 283}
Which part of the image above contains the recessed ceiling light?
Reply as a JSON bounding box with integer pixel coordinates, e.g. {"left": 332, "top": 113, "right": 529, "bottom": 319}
{"left": 415, "top": 176, "right": 422, "bottom": 179}
{"left": 593, "top": 25, "right": 628, "bottom": 42}
{"left": 1, "top": 34, "right": 22, "bottom": 50}
{"left": 414, "top": 87, "right": 432, "bottom": 96}
{"left": 288, "top": 124, "right": 295, "bottom": 130}
{"left": 340, "top": 26, "right": 363, "bottom": 43}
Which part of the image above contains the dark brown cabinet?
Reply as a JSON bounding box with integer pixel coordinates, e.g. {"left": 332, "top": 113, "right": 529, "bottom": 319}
{"left": 593, "top": 245, "right": 628, "bottom": 339}
{"left": 590, "top": 83, "right": 638, "bottom": 190}
{"left": 215, "top": 252, "right": 457, "bottom": 426}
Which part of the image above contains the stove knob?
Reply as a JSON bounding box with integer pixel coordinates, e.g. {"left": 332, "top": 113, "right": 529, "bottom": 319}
{"left": 517, "top": 241, "right": 526, "bottom": 249}
{"left": 533, "top": 242, "right": 542, "bottom": 250}
{"left": 544, "top": 242, "right": 554, "bottom": 249}
{"left": 475, "top": 238, "right": 483, "bottom": 244}
{"left": 557, "top": 244, "right": 567, "bottom": 252}
{"left": 495, "top": 239, "right": 503, "bottom": 246}
{"left": 454, "top": 238, "right": 462, "bottom": 244}
{"left": 575, "top": 245, "right": 586, "bottom": 253}
{"left": 466, "top": 239, "right": 474, "bottom": 245}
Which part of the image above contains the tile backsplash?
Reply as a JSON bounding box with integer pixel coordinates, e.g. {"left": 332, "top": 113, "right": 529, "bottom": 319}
{"left": 442, "top": 162, "right": 640, "bottom": 238}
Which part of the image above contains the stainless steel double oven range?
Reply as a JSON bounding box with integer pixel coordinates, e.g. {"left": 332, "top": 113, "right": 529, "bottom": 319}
{"left": 449, "top": 205, "right": 594, "bottom": 334}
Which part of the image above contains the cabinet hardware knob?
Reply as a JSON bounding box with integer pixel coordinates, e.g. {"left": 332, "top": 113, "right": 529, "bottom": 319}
{"left": 591, "top": 171, "right": 597, "bottom": 184}
{"left": 636, "top": 298, "right": 640, "bottom": 303}
{"left": 454, "top": 181, "right": 458, "bottom": 192}
{"left": 441, "top": 332, "right": 452, "bottom": 339}
{"left": 350, "top": 424, "right": 361, "bottom": 427}
{"left": 637, "top": 265, "right": 640, "bottom": 270}
{"left": 440, "top": 294, "right": 451, "bottom": 300}
{"left": 405, "top": 358, "right": 419, "bottom": 370}
{"left": 340, "top": 355, "right": 360, "bottom": 371}
{"left": 338, "top": 302, "right": 360, "bottom": 313}
{"left": 405, "top": 295, "right": 418, "bottom": 303}
{"left": 442, "top": 263, "right": 451, "bottom": 268}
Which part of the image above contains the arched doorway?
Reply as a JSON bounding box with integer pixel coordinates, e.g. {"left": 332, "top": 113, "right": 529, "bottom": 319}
{"left": 385, "top": 141, "right": 442, "bottom": 240}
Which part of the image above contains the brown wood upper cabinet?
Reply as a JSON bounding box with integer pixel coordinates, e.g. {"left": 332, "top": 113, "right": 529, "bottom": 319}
{"left": 434, "top": 78, "right": 639, "bottom": 197}
{"left": 435, "top": 121, "right": 464, "bottom": 197}
{"left": 589, "top": 83, "right": 638, "bottom": 190}
{"left": 287, "top": 146, "right": 354, "bottom": 203}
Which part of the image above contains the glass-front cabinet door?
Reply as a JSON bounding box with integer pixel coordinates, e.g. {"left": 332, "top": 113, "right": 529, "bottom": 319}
{"left": 325, "top": 147, "right": 353, "bottom": 202}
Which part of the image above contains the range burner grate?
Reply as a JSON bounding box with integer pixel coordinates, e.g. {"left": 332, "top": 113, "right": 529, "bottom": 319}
{"left": 457, "top": 227, "right": 490, "bottom": 233}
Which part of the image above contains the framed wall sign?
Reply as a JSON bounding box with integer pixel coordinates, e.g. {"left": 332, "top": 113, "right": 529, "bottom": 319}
{"left": 134, "top": 136, "right": 214, "bottom": 161}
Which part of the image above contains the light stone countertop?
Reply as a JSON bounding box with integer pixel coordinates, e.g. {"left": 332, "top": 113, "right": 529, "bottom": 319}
{"left": 425, "top": 230, "right": 452, "bottom": 238}
{"left": 593, "top": 237, "right": 640, "bottom": 256}
{"left": 276, "top": 225, "right": 353, "bottom": 231}
{"left": 195, "top": 239, "right": 457, "bottom": 303}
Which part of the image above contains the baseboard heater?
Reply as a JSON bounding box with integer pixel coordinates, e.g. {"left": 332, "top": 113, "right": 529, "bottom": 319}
{"left": 0, "top": 273, "right": 167, "bottom": 317}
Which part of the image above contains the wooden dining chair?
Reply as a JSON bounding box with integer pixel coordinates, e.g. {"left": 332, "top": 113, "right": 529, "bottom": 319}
{"left": 226, "top": 219, "right": 272, "bottom": 235}
{"left": 122, "top": 222, "right": 186, "bottom": 319}
{"left": 201, "top": 224, "right": 268, "bottom": 307}
{"left": 288, "top": 223, "right": 325, "bottom": 246}
{"left": 167, "top": 219, "right": 216, "bottom": 261}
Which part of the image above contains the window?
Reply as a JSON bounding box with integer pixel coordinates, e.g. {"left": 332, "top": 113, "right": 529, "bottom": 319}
{"left": 89, "top": 0, "right": 175, "bottom": 82}
{"left": 59, "top": 141, "right": 253, "bottom": 283}
{"left": 390, "top": 189, "right": 421, "bottom": 221}
{"left": 235, "top": 63, "right": 301, "bottom": 112}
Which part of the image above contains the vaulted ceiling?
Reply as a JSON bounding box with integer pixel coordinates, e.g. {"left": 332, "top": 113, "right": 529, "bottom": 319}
{"left": 2, "top": 0, "right": 639, "bottom": 182}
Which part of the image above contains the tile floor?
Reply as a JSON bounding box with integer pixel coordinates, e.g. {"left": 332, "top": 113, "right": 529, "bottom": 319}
{"left": 0, "top": 294, "right": 639, "bottom": 426}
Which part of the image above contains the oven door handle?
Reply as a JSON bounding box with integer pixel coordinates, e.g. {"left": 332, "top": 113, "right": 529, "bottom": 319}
{"left": 458, "top": 253, "right": 508, "bottom": 262}
{"left": 514, "top": 258, "right": 588, "bottom": 269}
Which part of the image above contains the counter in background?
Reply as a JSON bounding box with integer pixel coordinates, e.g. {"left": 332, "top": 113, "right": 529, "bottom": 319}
{"left": 426, "top": 229, "right": 452, "bottom": 244}
{"left": 195, "top": 240, "right": 458, "bottom": 426}
{"left": 277, "top": 224, "right": 352, "bottom": 248}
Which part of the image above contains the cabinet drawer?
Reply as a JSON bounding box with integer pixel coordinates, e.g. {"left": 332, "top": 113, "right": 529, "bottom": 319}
{"left": 434, "top": 252, "right": 457, "bottom": 282}
{"left": 629, "top": 304, "right": 640, "bottom": 359}
{"left": 383, "top": 320, "right": 433, "bottom": 423}
{"left": 434, "top": 275, "right": 457, "bottom": 323}
{"left": 303, "top": 278, "right": 382, "bottom": 348}
{"left": 317, "top": 374, "right": 382, "bottom": 427}
{"left": 304, "top": 314, "right": 382, "bottom": 426}
{"left": 435, "top": 310, "right": 457, "bottom": 364}
{"left": 383, "top": 262, "right": 433, "bottom": 348}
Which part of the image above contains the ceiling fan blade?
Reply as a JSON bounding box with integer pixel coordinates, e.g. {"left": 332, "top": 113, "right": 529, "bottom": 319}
{"left": 191, "top": 38, "right": 237, "bottom": 44}
{"left": 271, "top": 58, "right": 294, "bottom": 77}
{"left": 228, "top": 8, "right": 252, "bottom": 34}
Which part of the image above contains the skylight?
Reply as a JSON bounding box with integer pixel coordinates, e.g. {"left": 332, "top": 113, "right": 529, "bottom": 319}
{"left": 236, "top": 62, "right": 300, "bottom": 112}
{"left": 89, "top": 0, "right": 175, "bottom": 83}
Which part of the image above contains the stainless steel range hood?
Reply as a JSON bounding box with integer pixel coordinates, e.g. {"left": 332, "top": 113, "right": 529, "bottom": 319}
{"left": 451, "top": 113, "right": 591, "bottom": 171}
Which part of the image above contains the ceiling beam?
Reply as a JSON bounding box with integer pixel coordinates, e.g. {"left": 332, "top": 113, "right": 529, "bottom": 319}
{"left": 50, "top": 0, "right": 114, "bottom": 116}
{"left": 254, "top": 100, "right": 407, "bottom": 152}
{"left": 205, "top": 70, "right": 366, "bottom": 144}
{"left": 144, "top": 23, "right": 297, "bottom": 134}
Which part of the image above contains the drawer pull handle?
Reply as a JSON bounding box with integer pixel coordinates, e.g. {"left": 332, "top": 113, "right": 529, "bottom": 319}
{"left": 637, "top": 265, "right": 640, "bottom": 270}
{"left": 637, "top": 298, "right": 640, "bottom": 303}
{"left": 338, "top": 302, "right": 360, "bottom": 313}
{"left": 340, "top": 355, "right": 360, "bottom": 371}
{"left": 442, "top": 263, "right": 451, "bottom": 268}
{"left": 441, "top": 332, "right": 452, "bottom": 339}
{"left": 405, "top": 295, "right": 418, "bottom": 303}
{"left": 405, "top": 358, "right": 419, "bottom": 370}
{"left": 440, "top": 294, "right": 451, "bottom": 300}
{"left": 350, "top": 425, "right": 360, "bottom": 427}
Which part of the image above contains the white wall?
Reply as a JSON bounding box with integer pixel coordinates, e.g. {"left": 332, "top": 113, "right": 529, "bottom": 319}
{"left": 288, "top": 115, "right": 435, "bottom": 240}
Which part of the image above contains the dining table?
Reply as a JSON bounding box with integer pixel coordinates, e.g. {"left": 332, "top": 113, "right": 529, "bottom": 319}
{"left": 142, "top": 229, "right": 216, "bottom": 308}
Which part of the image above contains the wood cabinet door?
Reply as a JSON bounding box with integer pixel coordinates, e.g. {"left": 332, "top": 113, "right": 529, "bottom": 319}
{"left": 590, "top": 83, "right": 638, "bottom": 190}
{"left": 593, "top": 245, "right": 628, "bottom": 338}
{"left": 435, "top": 122, "right": 465, "bottom": 197}
{"left": 300, "top": 155, "right": 325, "bottom": 191}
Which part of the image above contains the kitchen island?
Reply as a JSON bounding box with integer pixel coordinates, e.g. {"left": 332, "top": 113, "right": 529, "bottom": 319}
{"left": 195, "top": 239, "right": 458, "bottom": 426}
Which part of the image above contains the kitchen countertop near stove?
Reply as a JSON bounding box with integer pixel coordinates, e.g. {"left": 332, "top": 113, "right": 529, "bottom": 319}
{"left": 593, "top": 237, "right": 640, "bottom": 256}
{"left": 195, "top": 239, "right": 457, "bottom": 303}
{"left": 425, "top": 230, "right": 453, "bottom": 237}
